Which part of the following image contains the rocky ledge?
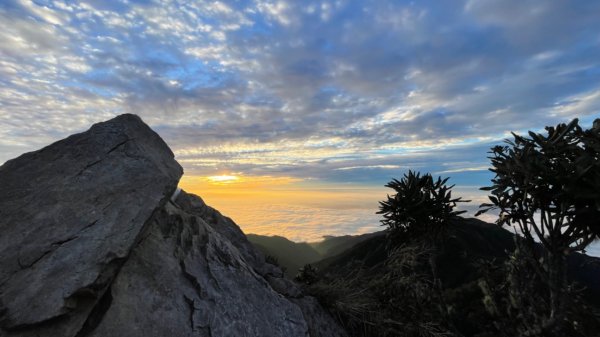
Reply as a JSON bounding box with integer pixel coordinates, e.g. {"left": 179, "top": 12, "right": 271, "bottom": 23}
{"left": 0, "top": 114, "right": 345, "bottom": 337}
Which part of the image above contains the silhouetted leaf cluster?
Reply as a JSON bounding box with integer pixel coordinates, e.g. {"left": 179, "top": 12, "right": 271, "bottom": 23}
{"left": 477, "top": 118, "right": 600, "bottom": 252}
{"left": 378, "top": 170, "right": 468, "bottom": 244}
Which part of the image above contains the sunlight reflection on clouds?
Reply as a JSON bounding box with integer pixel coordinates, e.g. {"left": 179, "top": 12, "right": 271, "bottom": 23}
{"left": 209, "top": 201, "right": 382, "bottom": 242}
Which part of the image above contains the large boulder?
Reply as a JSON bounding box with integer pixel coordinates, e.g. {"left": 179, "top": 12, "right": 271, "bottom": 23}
{"left": 0, "top": 114, "right": 183, "bottom": 336}
{"left": 0, "top": 114, "right": 345, "bottom": 337}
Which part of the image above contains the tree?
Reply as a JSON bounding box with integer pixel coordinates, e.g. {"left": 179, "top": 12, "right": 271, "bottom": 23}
{"left": 378, "top": 170, "right": 468, "bottom": 335}
{"left": 295, "top": 264, "right": 319, "bottom": 285}
{"left": 477, "top": 118, "right": 600, "bottom": 333}
{"left": 378, "top": 170, "right": 468, "bottom": 243}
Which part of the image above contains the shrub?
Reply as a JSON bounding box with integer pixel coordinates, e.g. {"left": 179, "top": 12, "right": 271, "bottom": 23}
{"left": 295, "top": 264, "right": 319, "bottom": 285}
{"left": 378, "top": 170, "right": 468, "bottom": 244}
{"left": 306, "top": 244, "right": 456, "bottom": 337}
{"left": 477, "top": 237, "right": 600, "bottom": 336}
{"left": 265, "top": 255, "right": 279, "bottom": 266}
{"left": 377, "top": 171, "right": 468, "bottom": 335}
{"left": 477, "top": 118, "right": 600, "bottom": 334}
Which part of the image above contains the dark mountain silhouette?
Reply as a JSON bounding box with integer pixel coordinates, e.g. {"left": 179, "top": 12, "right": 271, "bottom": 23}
{"left": 247, "top": 234, "right": 321, "bottom": 276}
{"left": 309, "top": 232, "right": 385, "bottom": 259}
{"left": 308, "top": 217, "right": 600, "bottom": 336}
{"left": 246, "top": 231, "right": 386, "bottom": 277}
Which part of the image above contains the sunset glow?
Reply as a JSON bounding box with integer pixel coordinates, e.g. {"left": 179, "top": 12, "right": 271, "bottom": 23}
{"left": 207, "top": 175, "right": 240, "bottom": 184}
{"left": 179, "top": 174, "right": 386, "bottom": 242}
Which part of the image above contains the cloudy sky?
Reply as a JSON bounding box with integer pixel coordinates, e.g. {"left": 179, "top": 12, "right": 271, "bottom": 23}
{"left": 1, "top": 0, "right": 599, "bottom": 242}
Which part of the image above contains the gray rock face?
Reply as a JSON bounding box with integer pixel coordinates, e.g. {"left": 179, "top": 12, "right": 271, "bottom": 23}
{"left": 0, "top": 114, "right": 183, "bottom": 336}
{"left": 87, "top": 191, "right": 347, "bottom": 337}
{"left": 0, "top": 114, "right": 346, "bottom": 337}
{"left": 87, "top": 192, "right": 308, "bottom": 337}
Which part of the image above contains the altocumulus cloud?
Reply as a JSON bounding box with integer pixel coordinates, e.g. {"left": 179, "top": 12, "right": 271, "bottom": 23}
{"left": 1, "top": 0, "right": 599, "bottom": 186}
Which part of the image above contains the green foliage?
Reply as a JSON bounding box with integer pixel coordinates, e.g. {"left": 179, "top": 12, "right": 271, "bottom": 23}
{"left": 294, "top": 264, "right": 319, "bottom": 285}
{"left": 477, "top": 118, "right": 600, "bottom": 334}
{"left": 477, "top": 118, "right": 600, "bottom": 253}
{"left": 265, "top": 254, "right": 279, "bottom": 266}
{"left": 307, "top": 243, "right": 457, "bottom": 337}
{"left": 378, "top": 170, "right": 468, "bottom": 243}
{"left": 477, "top": 237, "right": 600, "bottom": 337}
{"left": 307, "top": 216, "right": 600, "bottom": 337}
{"left": 375, "top": 171, "right": 469, "bottom": 335}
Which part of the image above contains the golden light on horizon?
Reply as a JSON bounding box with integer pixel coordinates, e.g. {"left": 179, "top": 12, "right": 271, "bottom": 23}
{"left": 178, "top": 174, "right": 386, "bottom": 242}
{"left": 207, "top": 175, "right": 240, "bottom": 184}
{"left": 180, "top": 174, "right": 302, "bottom": 191}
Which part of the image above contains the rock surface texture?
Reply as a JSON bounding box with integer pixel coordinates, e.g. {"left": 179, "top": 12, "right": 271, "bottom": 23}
{"left": 0, "top": 114, "right": 346, "bottom": 337}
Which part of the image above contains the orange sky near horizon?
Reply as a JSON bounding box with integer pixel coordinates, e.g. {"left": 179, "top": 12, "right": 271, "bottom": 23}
{"left": 178, "top": 174, "right": 387, "bottom": 242}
